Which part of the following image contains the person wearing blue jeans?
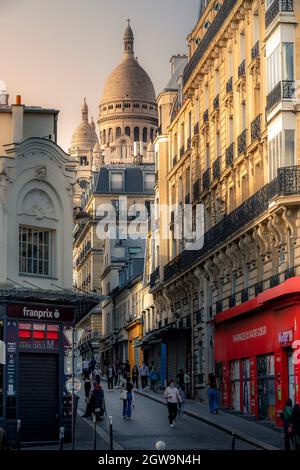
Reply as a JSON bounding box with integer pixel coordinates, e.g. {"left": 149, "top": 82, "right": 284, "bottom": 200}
{"left": 208, "top": 373, "right": 218, "bottom": 414}
{"left": 122, "top": 377, "right": 134, "bottom": 419}
{"left": 123, "top": 392, "right": 133, "bottom": 419}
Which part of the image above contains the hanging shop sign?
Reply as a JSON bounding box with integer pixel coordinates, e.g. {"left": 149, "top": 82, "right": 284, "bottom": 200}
{"left": 7, "top": 304, "right": 75, "bottom": 323}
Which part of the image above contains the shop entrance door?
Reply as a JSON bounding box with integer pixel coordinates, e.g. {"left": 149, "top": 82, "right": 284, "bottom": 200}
{"left": 257, "top": 354, "right": 275, "bottom": 421}
{"left": 230, "top": 360, "right": 240, "bottom": 411}
{"left": 19, "top": 353, "right": 59, "bottom": 442}
{"left": 287, "top": 350, "right": 296, "bottom": 405}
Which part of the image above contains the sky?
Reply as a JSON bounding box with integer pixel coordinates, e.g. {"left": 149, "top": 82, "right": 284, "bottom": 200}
{"left": 0, "top": 0, "right": 199, "bottom": 151}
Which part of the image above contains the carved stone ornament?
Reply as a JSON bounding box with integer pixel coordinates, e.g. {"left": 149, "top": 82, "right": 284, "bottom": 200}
{"left": 35, "top": 166, "right": 47, "bottom": 178}
{"left": 20, "top": 189, "right": 55, "bottom": 220}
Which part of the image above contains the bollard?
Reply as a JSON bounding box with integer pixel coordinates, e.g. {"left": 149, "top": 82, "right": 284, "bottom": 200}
{"left": 59, "top": 426, "right": 65, "bottom": 450}
{"left": 93, "top": 414, "right": 97, "bottom": 450}
{"left": 109, "top": 415, "right": 113, "bottom": 451}
{"left": 17, "top": 419, "right": 21, "bottom": 450}
{"left": 231, "top": 432, "right": 236, "bottom": 450}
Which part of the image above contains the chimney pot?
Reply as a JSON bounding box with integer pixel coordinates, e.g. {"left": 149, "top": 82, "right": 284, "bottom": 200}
{"left": 16, "top": 95, "right": 21, "bottom": 105}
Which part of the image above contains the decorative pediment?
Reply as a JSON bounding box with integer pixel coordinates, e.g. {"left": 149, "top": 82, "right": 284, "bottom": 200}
{"left": 20, "top": 189, "right": 56, "bottom": 220}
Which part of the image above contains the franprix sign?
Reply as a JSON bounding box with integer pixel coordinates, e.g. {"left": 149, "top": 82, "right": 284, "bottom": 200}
{"left": 7, "top": 304, "right": 75, "bottom": 323}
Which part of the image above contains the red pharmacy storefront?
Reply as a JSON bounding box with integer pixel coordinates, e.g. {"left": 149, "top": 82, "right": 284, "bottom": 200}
{"left": 214, "top": 277, "right": 300, "bottom": 426}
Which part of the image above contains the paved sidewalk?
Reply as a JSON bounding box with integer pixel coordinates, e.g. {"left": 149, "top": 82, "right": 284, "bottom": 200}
{"left": 135, "top": 387, "right": 283, "bottom": 450}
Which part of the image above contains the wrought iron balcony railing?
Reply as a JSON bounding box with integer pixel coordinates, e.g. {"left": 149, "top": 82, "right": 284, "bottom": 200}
{"left": 238, "top": 59, "right": 246, "bottom": 78}
{"left": 266, "top": 80, "right": 295, "bottom": 114}
{"left": 150, "top": 266, "right": 160, "bottom": 288}
{"left": 203, "top": 109, "right": 209, "bottom": 124}
{"left": 213, "top": 94, "right": 220, "bottom": 110}
{"left": 183, "top": 0, "right": 236, "bottom": 87}
{"left": 226, "top": 142, "right": 234, "bottom": 167}
{"left": 251, "top": 114, "right": 261, "bottom": 142}
{"left": 255, "top": 281, "right": 263, "bottom": 296}
{"left": 202, "top": 168, "right": 210, "bottom": 191}
{"left": 226, "top": 76, "right": 233, "bottom": 93}
{"left": 229, "top": 294, "right": 236, "bottom": 308}
{"left": 213, "top": 157, "right": 221, "bottom": 180}
{"left": 251, "top": 41, "right": 260, "bottom": 60}
{"left": 270, "top": 273, "right": 279, "bottom": 288}
{"left": 241, "top": 288, "right": 249, "bottom": 303}
{"left": 237, "top": 129, "right": 247, "bottom": 155}
{"left": 164, "top": 166, "right": 300, "bottom": 282}
{"left": 193, "top": 179, "right": 200, "bottom": 202}
{"left": 265, "top": 0, "right": 293, "bottom": 29}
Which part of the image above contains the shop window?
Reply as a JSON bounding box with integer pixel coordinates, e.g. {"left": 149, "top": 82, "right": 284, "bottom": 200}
{"left": 242, "top": 359, "right": 250, "bottom": 415}
{"left": 0, "top": 321, "right": 3, "bottom": 417}
{"left": 230, "top": 360, "right": 240, "bottom": 411}
{"left": 257, "top": 354, "right": 276, "bottom": 421}
{"left": 287, "top": 350, "right": 296, "bottom": 405}
{"left": 19, "top": 226, "right": 53, "bottom": 277}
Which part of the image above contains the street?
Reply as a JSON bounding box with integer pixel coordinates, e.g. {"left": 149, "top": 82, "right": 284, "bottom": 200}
{"left": 77, "top": 382, "right": 257, "bottom": 451}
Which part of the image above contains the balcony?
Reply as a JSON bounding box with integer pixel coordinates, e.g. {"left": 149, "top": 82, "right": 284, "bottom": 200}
{"left": 213, "top": 94, "right": 220, "bottom": 110}
{"left": 203, "top": 109, "right": 209, "bottom": 124}
{"left": 180, "top": 146, "right": 185, "bottom": 158}
{"left": 193, "top": 179, "right": 200, "bottom": 202}
{"left": 251, "top": 114, "right": 261, "bottom": 142}
{"left": 285, "top": 267, "right": 295, "bottom": 280}
{"left": 225, "top": 142, "right": 234, "bottom": 167}
{"left": 241, "top": 288, "right": 249, "bottom": 303}
{"left": 255, "top": 281, "right": 263, "bottom": 296}
{"left": 194, "top": 122, "right": 199, "bottom": 135}
{"left": 183, "top": 0, "right": 237, "bottom": 87}
{"left": 266, "top": 80, "right": 295, "bottom": 114}
{"left": 265, "top": 0, "right": 293, "bottom": 29}
{"left": 270, "top": 273, "right": 279, "bottom": 288}
{"left": 238, "top": 59, "right": 246, "bottom": 78}
{"left": 251, "top": 41, "right": 260, "bottom": 60}
{"left": 164, "top": 165, "right": 300, "bottom": 282}
{"left": 229, "top": 294, "right": 236, "bottom": 308}
{"left": 237, "top": 129, "right": 247, "bottom": 155}
{"left": 226, "top": 77, "right": 233, "bottom": 93}
{"left": 202, "top": 168, "right": 210, "bottom": 191}
{"left": 212, "top": 157, "right": 221, "bottom": 180}
{"left": 150, "top": 266, "right": 160, "bottom": 288}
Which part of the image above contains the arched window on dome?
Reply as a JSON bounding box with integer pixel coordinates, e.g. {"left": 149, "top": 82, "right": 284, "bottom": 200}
{"left": 125, "top": 127, "right": 131, "bottom": 137}
{"left": 120, "top": 140, "right": 127, "bottom": 159}
{"left": 116, "top": 127, "right": 121, "bottom": 139}
{"left": 134, "top": 127, "right": 140, "bottom": 142}
{"left": 143, "top": 128, "right": 148, "bottom": 143}
{"left": 102, "top": 130, "right": 106, "bottom": 145}
{"left": 108, "top": 128, "right": 113, "bottom": 143}
{"left": 150, "top": 128, "right": 154, "bottom": 142}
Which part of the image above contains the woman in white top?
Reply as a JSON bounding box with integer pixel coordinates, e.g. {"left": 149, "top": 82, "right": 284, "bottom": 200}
{"left": 163, "top": 380, "right": 182, "bottom": 427}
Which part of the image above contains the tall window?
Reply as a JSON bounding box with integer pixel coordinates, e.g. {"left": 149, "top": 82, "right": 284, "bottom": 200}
{"left": 19, "top": 226, "right": 52, "bottom": 276}
{"left": 241, "top": 102, "right": 246, "bottom": 131}
{"left": 108, "top": 128, "right": 113, "bottom": 143}
{"left": 125, "top": 127, "right": 131, "bottom": 137}
{"left": 150, "top": 128, "right": 154, "bottom": 142}
{"left": 116, "top": 127, "right": 121, "bottom": 139}
{"left": 205, "top": 144, "right": 210, "bottom": 169}
{"left": 79, "top": 156, "right": 88, "bottom": 166}
{"left": 144, "top": 173, "right": 155, "bottom": 191}
{"left": 228, "top": 115, "right": 233, "bottom": 144}
{"left": 253, "top": 11, "right": 259, "bottom": 45}
{"left": 283, "top": 43, "right": 294, "bottom": 81}
{"left": 120, "top": 141, "right": 127, "bottom": 159}
{"left": 216, "top": 131, "right": 221, "bottom": 158}
{"left": 134, "top": 127, "right": 140, "bottom": 141}
{"left": 240, "top": 31, "right": 245, "bottom": 62}
{"left": 204, "top": 83, "right": 209, "bottom": 109}
{"left": 143, "top": 127, "right": 148, "bottom": 142}
{"left": 268, "top": 129, "right": 295, "bottom": 181}
{"left": 215, "top": 69, "right": 220, "bottom": 95}
{"left": 227, "top": 49, "right": 233, "bottom": 79}
{"left": 111, "top": 172, "right": 124, "bottom": 191}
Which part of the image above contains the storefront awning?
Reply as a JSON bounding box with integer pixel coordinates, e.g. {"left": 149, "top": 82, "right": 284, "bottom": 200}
{"left": 136, "top": 322, "right": 190, "bottom": 348}
{"left": 0, "top": 287, "right": 101, "bottom": 323}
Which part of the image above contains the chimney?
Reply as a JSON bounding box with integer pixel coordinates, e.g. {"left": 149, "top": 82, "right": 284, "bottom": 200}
{"left": 0, "top": 80, "right": 9, "bottom": 105}
{"left": 12, "top": 95, "right": 24, "bottom": 143}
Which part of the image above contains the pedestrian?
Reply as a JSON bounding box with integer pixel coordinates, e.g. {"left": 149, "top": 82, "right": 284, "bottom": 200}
{"left": 107, "top": 364, "right": 114, "bottom": 390}
{"left": 82, "top": 357, "right": 89, "bottom": 375}
{"left": 90, "top": 356, "right": 96, "bottom": 374}
{"left": 121, "top": 376, "right": 134, "bottom": 420}
{"left": 93, "top": 363, "right": 101, "bottom": 381}
{"left": 90, "top": 376, "right": 105, "bottom": 417}
{"left": 164, "top": 380, "right": 182, "bottom": 427}
{"left": 184, "top": 370, "right": 191, "bottom": 398}
{"left": 177, "top": 369, "right": 185, "bottom": 389}
{"left": 132, "top": 365, "right": 139, "bottom": 389}
{"left": 208, "top": 373, "right": 218, "bottom": 414}
{"left": 178, "top": 385, "right": 186, "bottom": 418}
{"left": 282, "top": 399, "right": 293, "bottom": 450}
{"left": 83, "top": 370, "right": 92, "bottom": 400}
{"left": 149, "top": 366, "right": 158, "bottom": 392}
{"left": 292, "top": 403, "right": 300, "bottom": 450}
{"left": 140, "top": 362, "right": 148, "bottom": 389}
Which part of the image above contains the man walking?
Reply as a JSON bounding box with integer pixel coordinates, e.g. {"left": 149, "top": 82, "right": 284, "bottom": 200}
{"left": 140, "top": 362, "right": 149, "bottom": 389}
